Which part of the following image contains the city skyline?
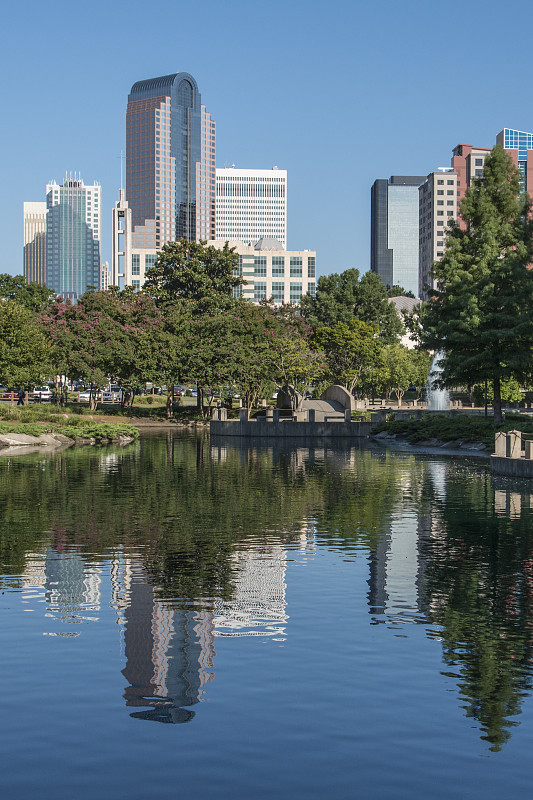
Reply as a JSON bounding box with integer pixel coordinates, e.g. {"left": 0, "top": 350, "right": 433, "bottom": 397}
{"left": 3, "top": 0, "right": 532, "bottom": 281}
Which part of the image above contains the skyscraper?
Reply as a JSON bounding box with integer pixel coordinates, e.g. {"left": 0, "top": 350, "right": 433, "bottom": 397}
{"left": 496, "top": 128, "right": 533, "bottom": 192}
{"left": 126, "top": 72, "right": 215, "bottom": 249}
{"left": 418, "top": 169, "right": 458, "bottom": 299}
{"left": 370, "top": 176, "right": 425, "bottom": 298}
{"left": 215, "top": 167, "right": 287, "bottom": 248}
{"left": 45, "top": 175, "right": 101, "bottom": 301}
{"left": 450, "top": 144, "right": 491, "bottom": 229}
{"left": 23, "top": 202, "right": 47, "bottom": 285}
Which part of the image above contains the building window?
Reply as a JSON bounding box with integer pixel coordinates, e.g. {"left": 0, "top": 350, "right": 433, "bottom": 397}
{"left": 447, "top": 211, "right": 454, "bottom": 216}
{"left": 437, "top": 180, "right": 444, "bottom": 185}
{"left": 290, "top": 257, "right": 302, "bottom": 277}
{"left": 437, "top": 211, "right": 444, "bottom": 216}
{"left": 254, "top": 256, "right": 266, "bottom": 276}
{"left": 307, "top": 257, "right": 316, "bottom": 278}
{"left": 132, "top": 280, "right": 140, "bottom": 290}
{"left": 145, "top": 254, "right": 157, "bottom": 269}
{"left": 447, "top": 180, "right": 454, "bottom": 185}
{"left": 272, "top": 256, "right": 285, "bottom": 276}
{"left": 475, "top": 169, "right": 483, "bottom": 177}
{"left": 254, "top": 281, "right": 267, "bottom": 302}
{"left": 132, "top": 254, "right": 140, "bottom": 275}
{"left": 437, "top": 200, "right": 444, "bottom": 206}
{"left": 307, "top": 283, "right": 316, "bottom": 297}
{"left": 271, "top": 282, "right": 284, "bottom": 302}
{"left": 290, "top": 282, "right": 302, "bottom": 303}
{"left": 475, "top": 158, "right": 483, "bottom": 166}
{"left": 437, "top": 190, "right": 444, "bottom": 195}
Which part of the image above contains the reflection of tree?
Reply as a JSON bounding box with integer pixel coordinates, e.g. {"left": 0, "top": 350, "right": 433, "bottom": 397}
{"left": 421, "top": 467, "right": 533, "bottom": 751}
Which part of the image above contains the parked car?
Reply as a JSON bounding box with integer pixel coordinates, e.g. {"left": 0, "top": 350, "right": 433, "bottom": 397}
{"left": 32, "top": 386, "right": 52, "bottom": 401}
{"left": 103, "top": 385, "right": 122, "bottom": 402}
{"left": 77, "top": 389, "right": 102, "bottom": 403}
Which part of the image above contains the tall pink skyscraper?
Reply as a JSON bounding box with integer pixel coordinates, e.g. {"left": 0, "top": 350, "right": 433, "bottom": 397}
{"left": 126, "top": 72, "right": 215, "bottom": 249}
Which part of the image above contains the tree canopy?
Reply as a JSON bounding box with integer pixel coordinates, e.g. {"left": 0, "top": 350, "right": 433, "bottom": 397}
{"left": 0, "top": 300, "right": 51, "bottom": 386}
{"left": 419, "top": 145, "right": 533, "bottom": 423}
{"left": 0, "top": 274, "right": 56, "bottom": 312}
{"left": 143, "top": 239, "right": 242, "bottom": 306}
{"left": 301, "top": 268, "right": 403, "bottom": 343}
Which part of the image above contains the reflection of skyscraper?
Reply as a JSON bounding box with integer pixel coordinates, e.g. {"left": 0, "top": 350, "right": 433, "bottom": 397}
{"left": 20, "top": 547, "right": 102, "bottom": 623}
{"left": 214, "top": 543, "right": 288, "bottom": 638}
{"left": 121, "top": 565, "right": 215, "bottom": 724}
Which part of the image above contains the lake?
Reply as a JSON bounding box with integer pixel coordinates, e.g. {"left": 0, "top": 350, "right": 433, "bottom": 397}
{"left": 1, "top": 431, "right": 533, "bottom": 799}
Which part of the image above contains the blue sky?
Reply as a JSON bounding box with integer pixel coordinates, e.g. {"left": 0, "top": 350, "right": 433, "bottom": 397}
{"left": 2, "top": 0, "right": 530, "bottom": 279}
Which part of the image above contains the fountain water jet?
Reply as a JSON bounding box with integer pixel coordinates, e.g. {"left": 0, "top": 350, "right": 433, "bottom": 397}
{"left": 426, "top": 351, "right": 450, "bottom": 411}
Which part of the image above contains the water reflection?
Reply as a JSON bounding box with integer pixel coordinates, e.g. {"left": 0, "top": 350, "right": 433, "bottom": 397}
{"left": 2, "top": 434, "right": 533, "bottom": 748}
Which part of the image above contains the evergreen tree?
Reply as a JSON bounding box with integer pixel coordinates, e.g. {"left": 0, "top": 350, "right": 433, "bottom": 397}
{"left": 420, "top": 145, "right": 533, "bottom": 423}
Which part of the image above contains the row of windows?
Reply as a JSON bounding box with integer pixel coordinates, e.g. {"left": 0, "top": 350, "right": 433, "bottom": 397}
{"left": 252, "top": 282, "right": 315, "bottom": 302}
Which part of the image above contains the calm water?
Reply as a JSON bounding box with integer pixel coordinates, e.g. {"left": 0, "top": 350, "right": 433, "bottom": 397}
{"left": 2, "top": 431, "right": 533, "bottom": 799}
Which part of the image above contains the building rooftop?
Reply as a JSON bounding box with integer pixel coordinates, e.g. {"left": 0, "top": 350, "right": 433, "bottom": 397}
{"left": 254, "top": 237, "right": 285, "bottom": 251}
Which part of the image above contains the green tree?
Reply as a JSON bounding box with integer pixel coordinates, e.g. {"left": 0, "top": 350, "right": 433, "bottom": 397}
{"left": 0, "top": 274, "right": 55, "bottom": 312}
{"left": 41, "top": 289, "right": 165, "bottom": 409}
{"left": 301, "top": 268, "right": 403, "bottom": 343}
{"left": 387, "top": 285, "right": 416, "bottom": 299}
{"left": 0, "top": 300, "right": 50, "bottom": 390}
{"left": 313, "top": 319, "right": 382, "bottom": 394}
{"left": 420, "top": 145, "right": 533, "bottom": 424}
{"left": 143, "top": 239, "right": 242, "bottom": 306}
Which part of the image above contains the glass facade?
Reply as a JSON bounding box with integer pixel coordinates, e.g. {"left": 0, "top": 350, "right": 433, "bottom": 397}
{"left": 271, "top": 282, "right": 284, "bottom": 302}
{"left": 290, "top": 257, "right": 302, "bottom": 277}
{"left": 45, "top": 177, "right": 101, "bottom": 301}
{"left": 371, "top": 176, "right": 423, "bottom": 298}
{"left": 127, "top": 73, "right": 207, "bottom": 248}
{"left": 290, "top": 282, "right": 302, "bottom": 303}
{"left": 272, "top": 257, "right": 285, "bottom": 276}
{"left": 254, "top": 282, "right": 267, "bottom": 302}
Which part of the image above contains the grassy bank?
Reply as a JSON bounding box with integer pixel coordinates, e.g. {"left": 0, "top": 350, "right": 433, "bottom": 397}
{"left": 0, "top": 418, "right": 139, "bottom": 442}
{"left": 373, "top": 413, "right": 533, "bottom": 450}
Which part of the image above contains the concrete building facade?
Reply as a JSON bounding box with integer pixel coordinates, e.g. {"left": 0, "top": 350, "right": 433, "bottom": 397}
{"left": 23, "top": 201, "right": 47, "bottom": 285}
{"left": 215, "top": 167, "right": 287, "bottom": 249}
{"left": 418, "top": 169, "right": 458, "bottom": 299}
{"left": 450, "top": 144, "right": 491, "bottom": 229}
{"left": 45, "top": 175, "right": 101, "bottom": 301}
{"left": 371, "top": 176, "right": 425, "bottom": 297}
{"left": 208, "top": 238, "right": 315, "bottom": 305}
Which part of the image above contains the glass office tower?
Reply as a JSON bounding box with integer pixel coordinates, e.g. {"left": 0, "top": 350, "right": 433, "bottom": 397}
{"left": 45, "top": 176, "right": 101, "bottom": 301}
{"left": 371, "top": 176, "right": 424, "bottom": 298}
{"left": 126, "top": 72, "right": 214, "bottom": 248}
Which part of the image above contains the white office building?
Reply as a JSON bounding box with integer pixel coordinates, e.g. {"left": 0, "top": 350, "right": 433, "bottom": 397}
{"left": 215, "top": 167, "right": 287, "bottom": 249}
{"left": 208, "top": 238, "right": 315, "bottom": 305}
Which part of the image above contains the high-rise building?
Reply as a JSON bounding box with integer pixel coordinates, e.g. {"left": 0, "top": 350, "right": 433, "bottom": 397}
{"left": 45, "top": 175, "right": 101, "bottom": 301}
{"left": 126, "top": 72, "right": 215, "bottom": 249}
{"left": 496, "top": 128, "right": 533, "bottom": 192}
{"left": 207, "top": 237, "right": 315, "bottom": 305}
{"left": 215, "top": 167, "right": 287, "bottom": 249}
{"left": 450, "top": 144, "right": 491, "bottom": 229}
{"left": 23, "top": 202, "right": 47, "bottom": 285}
{"left": 418, "top": 169, "right": 458, "bottom": 299}
{"left": 370, "top": 176, "right": 425, "bottom": 298}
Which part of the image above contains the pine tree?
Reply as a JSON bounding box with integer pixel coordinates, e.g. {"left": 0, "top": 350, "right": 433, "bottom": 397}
{"left": 421, "top": 145, "right": 533, "bottom": 423}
